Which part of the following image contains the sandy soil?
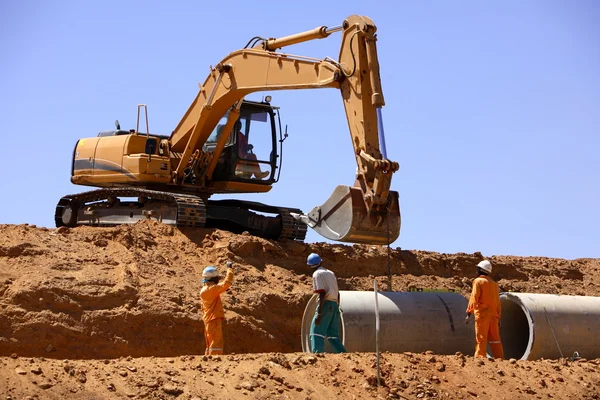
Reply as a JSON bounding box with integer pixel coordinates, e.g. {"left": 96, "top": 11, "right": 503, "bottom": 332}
{"left": 0, "top": 221, "right": 599, "bottom": 399}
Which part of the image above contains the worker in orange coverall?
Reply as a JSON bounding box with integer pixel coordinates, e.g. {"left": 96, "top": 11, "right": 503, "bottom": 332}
{"left": 465, "top": 259, "right": 505, "bottom": 359}
{"left": 200, "top": 261, "right": 234, "bottom": 355}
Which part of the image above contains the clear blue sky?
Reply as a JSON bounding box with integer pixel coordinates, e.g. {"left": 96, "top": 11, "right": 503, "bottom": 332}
{"left": 1, "top": 1, "right": 598, "bottom": 259}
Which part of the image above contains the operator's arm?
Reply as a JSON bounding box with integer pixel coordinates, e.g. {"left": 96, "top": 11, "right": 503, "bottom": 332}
{"left": 237, "top": 131, "right": 248, "bottom": 158}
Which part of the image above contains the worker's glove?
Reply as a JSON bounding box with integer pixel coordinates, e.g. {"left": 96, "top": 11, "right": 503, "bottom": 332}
{"left": 465, "top": 315, "right": 471, "bottom": 324}
{"left": 226, "top": 261, "right": 233, "bottom": 269}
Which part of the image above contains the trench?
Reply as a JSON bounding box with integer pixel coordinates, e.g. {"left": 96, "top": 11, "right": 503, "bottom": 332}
{"left": 4, "top": 288, "right": 600, "bottom": 360}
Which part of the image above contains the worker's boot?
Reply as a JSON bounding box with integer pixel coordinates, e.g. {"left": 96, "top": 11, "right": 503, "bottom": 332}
{"left": 254, "top": 170, "right": 269, "bottom": 179}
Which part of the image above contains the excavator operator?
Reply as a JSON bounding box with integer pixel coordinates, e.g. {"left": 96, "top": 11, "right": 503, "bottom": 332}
{"left": 234, "top": 119, "right": 269, "bottom": 180}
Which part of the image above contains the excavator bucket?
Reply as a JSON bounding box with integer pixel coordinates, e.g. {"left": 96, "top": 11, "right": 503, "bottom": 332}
{"left": 292, "top": 185, "right": 400, "bottom": 245}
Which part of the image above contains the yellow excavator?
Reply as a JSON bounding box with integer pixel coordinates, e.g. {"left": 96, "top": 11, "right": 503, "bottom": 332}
{"left": 55, "top": 15, "right": 400, "bottom": 245}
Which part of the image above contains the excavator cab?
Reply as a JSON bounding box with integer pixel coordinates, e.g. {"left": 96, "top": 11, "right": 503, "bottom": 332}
{"left": 209, "top": 100, "right": 280, "bottom": 185}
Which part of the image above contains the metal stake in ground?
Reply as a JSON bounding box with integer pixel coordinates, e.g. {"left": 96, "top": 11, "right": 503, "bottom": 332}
{"left": 387, "top": 209, "right": 392, "bottom": 291}
{"left": 374, "top": 280, "right": 381, "bottom": 386}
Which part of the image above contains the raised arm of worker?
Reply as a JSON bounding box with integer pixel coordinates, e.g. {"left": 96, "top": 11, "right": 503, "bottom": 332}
{"left": 207, "top": 262, "right": 235, "bottom": 296}
{"left": 465, "top": 279, "right": 482, "bottom": 324}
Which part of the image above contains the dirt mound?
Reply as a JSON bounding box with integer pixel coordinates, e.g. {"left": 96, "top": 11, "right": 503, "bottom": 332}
{"left": 0, "top": 221, "right": 599, "bottom": 399}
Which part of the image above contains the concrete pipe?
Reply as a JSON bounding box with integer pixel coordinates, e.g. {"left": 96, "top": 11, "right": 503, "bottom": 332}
{"left": 500, "top": 293, "right": 600, "bottom": 360}
{"left": 301, "top": 290, "right": 475, "bottom": 354}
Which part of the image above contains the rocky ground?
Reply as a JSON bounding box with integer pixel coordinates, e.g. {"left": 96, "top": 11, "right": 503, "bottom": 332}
{"left": 0, "top": 221, "right": 599, "bottom": 399}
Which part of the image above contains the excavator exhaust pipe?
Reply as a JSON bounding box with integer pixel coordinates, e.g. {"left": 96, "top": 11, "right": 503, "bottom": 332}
{"left": 292, "top": 185, "right": 400, "bottom": 245}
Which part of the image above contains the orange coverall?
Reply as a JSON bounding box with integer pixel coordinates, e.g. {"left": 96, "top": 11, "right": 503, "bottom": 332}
{"left": 200, "top": 268, "right": 234, "bottom": 355}
{"left": 466, "top": 275, "right": 505, "bottom": 359}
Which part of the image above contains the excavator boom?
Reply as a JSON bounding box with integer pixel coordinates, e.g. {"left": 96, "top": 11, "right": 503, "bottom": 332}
{"left": 168, "top": 15, "right": 400, "bottom": 244}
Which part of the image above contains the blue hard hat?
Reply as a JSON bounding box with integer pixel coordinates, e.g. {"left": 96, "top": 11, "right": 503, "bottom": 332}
{"left": 307, "top": 253, "right": 322, "bottom": 267}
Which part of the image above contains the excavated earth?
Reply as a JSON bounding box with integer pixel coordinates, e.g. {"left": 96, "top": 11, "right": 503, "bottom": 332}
{"left": 0, "top": 221, "right": 599, "bottom": 399}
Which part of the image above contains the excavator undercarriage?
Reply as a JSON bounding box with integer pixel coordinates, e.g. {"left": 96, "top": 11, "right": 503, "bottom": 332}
{"left": 55, "top": 188, "right": 307, "bottom": 241}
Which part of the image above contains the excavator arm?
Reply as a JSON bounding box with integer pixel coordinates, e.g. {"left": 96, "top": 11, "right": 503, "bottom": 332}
{"left": 169, "top": 15, "right": 400, "bottom": 245}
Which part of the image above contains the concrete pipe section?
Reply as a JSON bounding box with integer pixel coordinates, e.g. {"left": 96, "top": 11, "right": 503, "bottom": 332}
{"left": 500, "top": 293, "right": 600, "bottom": 360}
{"left": 301, "top": 290, "right": 475, "bottom": 354}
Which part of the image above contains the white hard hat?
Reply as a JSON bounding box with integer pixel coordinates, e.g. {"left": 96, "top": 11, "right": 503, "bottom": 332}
{"left": 477, "top": 260, "right": 492, "bottom": 273}
{"left": 202, "top": 266, "right": 219, "bottom": 282}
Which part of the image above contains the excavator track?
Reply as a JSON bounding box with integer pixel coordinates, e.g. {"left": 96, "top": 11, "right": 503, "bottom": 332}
{"left": 278, "top": 207, "right": 308, "bottom": 241}
{"left": 203, "top": 199, "right": 308, "bottom": 242}
{"left": 55, "top": 188, "right": 206, "bottom": 229}
{"left": 55, "top": 189, "right": 307, "bottom": 241}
